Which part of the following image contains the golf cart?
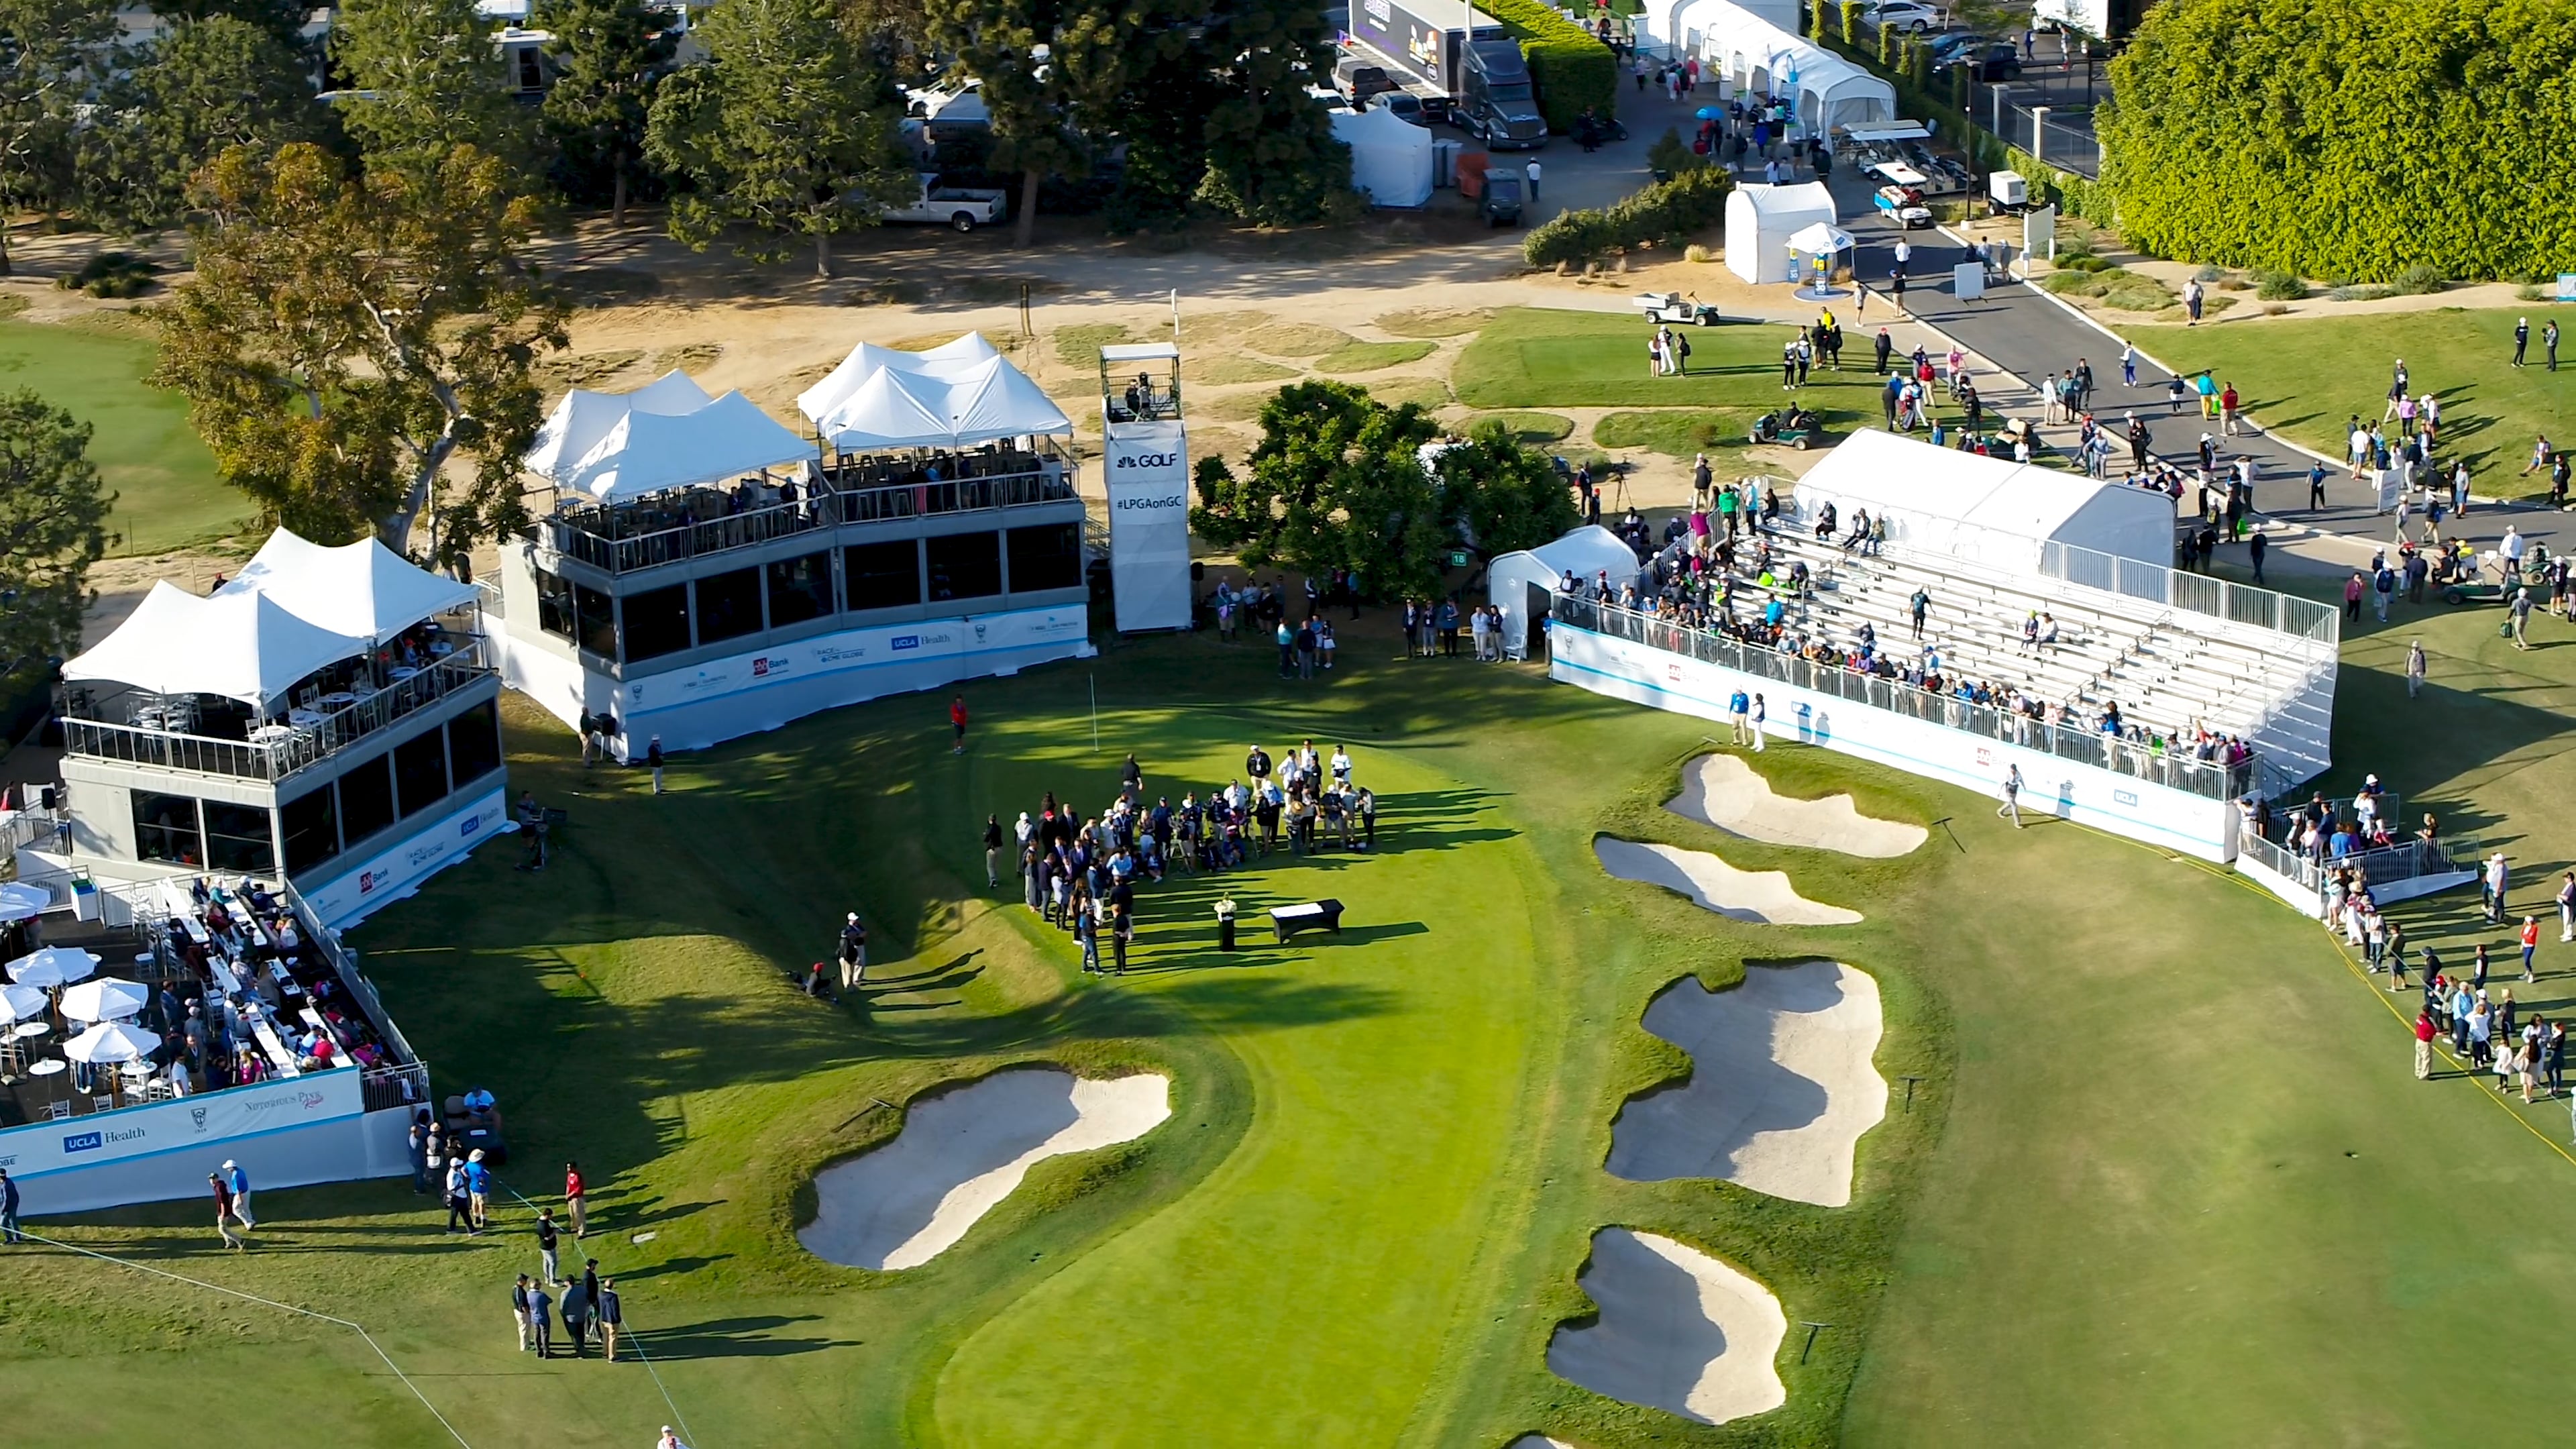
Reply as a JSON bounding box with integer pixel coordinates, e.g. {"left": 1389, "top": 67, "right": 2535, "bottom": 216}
{"left": 1483, "top": 172, "right": 1525, "bottom": 227}
{"left": 2436, "top": 540, "right": 2553, "bottom": 604}
{"left": 1874, "top": 182, "right": 1935, "bottom": 228}
{"left": 1635, "top": 291, "right": 1723, "bottom": 325}
{"left": 1750, "top": 405, "right": 1825, "bottom": 449}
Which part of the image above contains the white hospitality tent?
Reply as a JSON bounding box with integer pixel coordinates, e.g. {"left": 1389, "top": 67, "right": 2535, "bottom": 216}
{"left": 795, "top": 332, "right": 1002, "bottom": 429}
{"left": 1723, "top": 182, "right": 1835, "bottom": 284}
{"left": 812, "top": 353, "right": 1073, "bottom": 452}
{"left": 1650, "top": 0, "right": 1796, "bottom": 54}
{"left": 215, "top": 530, "right": 479, "bottom": 643}
{"left": 1684, "top": 0, "right": 1894, "bottom": 133}
{"left": 63, "top": 582, "right": 368, "bottom": 710}
{"left": 556, "top": 392, "right": 821, "bottom": 502}
{"left": 1487, "top": 525, "right": 1649, "bottom": 656}
{"left": 1791, "top": 428, "right": 2176, "bottom": 575}
{"left": 1331, "top": 104, "right": 1435, "bottom": 209}
{"left": 524, "top": 370, "right": 714, "bottom": 481}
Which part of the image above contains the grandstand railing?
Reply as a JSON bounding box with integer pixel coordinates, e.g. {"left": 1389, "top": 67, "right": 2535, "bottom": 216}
{"left": 1552, "top": 595, "right": 2259, "bottom": 800}
{"left": 2239, "top": 829, "right": 2467, "bottom": 909}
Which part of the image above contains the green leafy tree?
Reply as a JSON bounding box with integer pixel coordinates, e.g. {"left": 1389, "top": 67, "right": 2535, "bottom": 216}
{"left": 542, "top": 0, "right": 678, "bottom": 225}
{"left": 1438, "top": 420, "right": 1580, "bottom": 557}
{"left": 1102, "top": 31, "right": 1224, "bottom": 231}
{"left": 78, "top": 17, "right": 336, "bottom": 231}
{"left": 148, "top": 0, "right": 311, "bottom": 48}
{"left": 923, "top": 0, "right": 1136, "bottom": 248}
{"left": 154, "top": 142, "right": 568, "bottom": 566}
{"left": 1195, "top": 0, "right": 1354, "bottom": 225}
{"left": 0, "top": 389, "right": 108, "bottom": 679}
{"left": 645, "top": 0, "right": 912, "bottom": 278}
{"left": 329, "top": 0, "right": 538, "bottom": 183}
{"left": 0, "top": 0, "right": 118, "bottom": 275}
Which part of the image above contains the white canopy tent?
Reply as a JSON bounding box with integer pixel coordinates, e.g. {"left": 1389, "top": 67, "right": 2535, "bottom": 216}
{"left": 1487, "top": 525, "right": 1649, "bottom": 656}
{"left": 524, "top": 370, "right": 713, "bottom": 482}
{"left": 812, "top": 354, "right": 1073, "bottom": 451}
{"left": 1790, "top": 429, "right": 2176, "bottom": 574}
{"left": 215, "top": 530, "right": 478, "bottom": 643}
{"left": 557, "top": 392, "right": 820, "bottom": 502}
{"left": 1723, "top": 182, "right": 1835, "bottom": 284}
{"left": 796, "top": 332, "right": 1002, "bottom": 428}
{"left": 1684, "top": 1, "right": 1894, "bottom": 134}
{"left": 63, "top": 582, "right": 368, "bottom": 709}
{"left": 1652, "top": 0, "right": 1796, "bottom": 53}
{"left": 1330, "top": 104, "right": 1434, "bottom": 208}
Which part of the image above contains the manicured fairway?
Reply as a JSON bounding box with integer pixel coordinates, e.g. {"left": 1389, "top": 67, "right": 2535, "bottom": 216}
{"left": 0, "top": 319, "right": 246, "bottom": 552}
{"left": 2135, "top": 309, "right": 2576, "bottom": 496}
{"left": 1455, "top": 307, "right": 1885, "bottom": 425}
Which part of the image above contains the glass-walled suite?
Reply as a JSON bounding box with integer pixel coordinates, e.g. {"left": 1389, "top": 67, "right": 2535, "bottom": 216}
{"left": 127, "top": 700, "right": 506, "bottom": 879}
{"left": 529, "top": 521, "right": 1084, "bottom": 667}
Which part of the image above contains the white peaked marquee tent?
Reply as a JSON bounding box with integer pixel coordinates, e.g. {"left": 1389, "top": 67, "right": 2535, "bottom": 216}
{"left": 795, "top": 331, "right": 1001, "bottom": 425}
{"left": 524, "top": 370, "right": 713, "bottom": 480}
{"left": 1724, "top": 182, "right": 1836, "bottom": 284}
{"left": 1486, "top": 525, "right": 1649, "bottom": 656}
{"left": 1330, "top": 104, "right": 1435, "bottom": 208}
{"left": 1792, "top": 428, "right": 2176, "bottom": 573}
{"left": 1680, "top": 0, "right": 1894, "bottom": 133}
{"left": 63, "top": 582, "right": 368, "bottom": 708}
{"left": 215, "top": 531, "right": 478, "bottom": 643}
{"left": 808, "top": 354, "right": 1073, "bottom": 452}
{"left": 553, "top": 391, "right": 819, "bottom": 502}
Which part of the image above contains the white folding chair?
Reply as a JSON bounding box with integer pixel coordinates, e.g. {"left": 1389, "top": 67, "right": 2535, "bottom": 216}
{"left": 42, "top": 1101, "right": 68, "bottom": 1120}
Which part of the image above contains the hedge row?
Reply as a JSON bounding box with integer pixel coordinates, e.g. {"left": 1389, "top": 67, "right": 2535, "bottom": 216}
{"left": 1477, "top": 0, "right": 1617, "bottom": 133}
{"left": 2101, "top": 0, "right": 2576, "bottom": 279}
{"left": 1521, "top": 166, "right": 1731, "bottom": 270}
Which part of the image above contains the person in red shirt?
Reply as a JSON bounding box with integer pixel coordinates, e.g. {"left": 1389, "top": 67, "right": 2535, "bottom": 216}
{"left": 2220, "top": 382, "right": 2242, "bottom": 437}
{"left": 2521, "top": 916, "right": 2541, "bottom": 981}
{"left": 949, "top": 696, "right": 969, "bottom": 755}
{"left": 565, "top": 1161, "right": 587, "bottom": 1238}
{"left": 2414, "top": 1010, "right": 2438, "bottom": 1079}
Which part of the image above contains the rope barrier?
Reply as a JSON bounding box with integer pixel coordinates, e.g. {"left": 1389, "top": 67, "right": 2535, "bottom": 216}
{"left": 11, "top": 1228, "right": 472, "bottom": 1447}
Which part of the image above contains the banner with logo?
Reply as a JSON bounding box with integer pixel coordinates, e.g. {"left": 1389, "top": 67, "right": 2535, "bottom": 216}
{"left": 298, "top": 787, "right": 508, "bottom": 929}
{"left": 0, "top": 1067, "right": 364, "bottom": 1179}
{"left": 1105, "top": 419, "right": 1193, "bottom": 633}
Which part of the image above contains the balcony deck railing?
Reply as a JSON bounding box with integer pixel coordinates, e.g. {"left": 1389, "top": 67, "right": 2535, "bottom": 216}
{"left": 1552, "top": 595, "right": 2260, "bottom": 801}
{"left": 544, "top": 462, "right": 1079, "bottom": 576}
{"left": 62, "top": 643, "right": 494, "bottom": 784}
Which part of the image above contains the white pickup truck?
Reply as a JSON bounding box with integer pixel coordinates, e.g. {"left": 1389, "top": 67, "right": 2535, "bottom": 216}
{"left": 881, "top": 174, "right": 1009, "bottom": 231}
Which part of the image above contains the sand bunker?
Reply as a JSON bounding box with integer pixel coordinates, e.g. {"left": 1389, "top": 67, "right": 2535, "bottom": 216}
{"left": 799, "top": 1068, "right": 1170, "bottom": 1271}
{"left": 1548, "top": 1228, "right": 1787, "bottom": 1425}
{"left": 1608, "top": 962, "right": 1887, "bottom": 1208}
{"left": 1593, "top": 838, "right": 1862, "bottom": 926}
{"left": 1668, "top": 755, "right": 1926, "bottom": 859}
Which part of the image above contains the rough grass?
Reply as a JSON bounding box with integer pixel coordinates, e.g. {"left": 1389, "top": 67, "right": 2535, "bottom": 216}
{"left": 1242, "top": 322, "right": 1356, "bottom": 357}
{"left": 652, "top": 342, "right": 725, "bottom": 376}
{"left": 1201, "top": 387, "right": 1282, "bottom": 423}
{"left": 1053, "top": 323, "right": 1136, "bottom": 368}
{"left": 1316, "top": 339, "right": 1438, "bottom": 374}
{"left": 1591, "top": 408, "right": 1759, "bottom": 457}
{"left": 1469, "top": 409, "right": 1578, "bottom": 443}
{"left": 1189, "top": 355, "right": 1301, "bottom": 386}
{"left": 1360, "top": 375, "right": 1453, "bottom": 411}
{"left": 534, "top": 348, "right": 646, "bottom": 390}
{"left": 1375, "top": 307, "right": 1495, "bottom": 338}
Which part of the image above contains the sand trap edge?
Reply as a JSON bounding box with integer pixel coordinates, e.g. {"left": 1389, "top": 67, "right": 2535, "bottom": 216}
{"left": 1593, "top": 836, "right": 1864, "bottom": 927}
{"left": 1666, "top": 754, "right": 1927, "bottom": 859}
{"left": 1548, "top": 1226, "right": 1788, "bottom": 1425}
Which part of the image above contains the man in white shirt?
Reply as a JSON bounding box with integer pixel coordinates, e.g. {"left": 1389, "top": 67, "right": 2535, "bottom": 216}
{"left": 1523, "top": 158, "right": 1541, "bottom": 203}
{"left": 1330, "top": 746, "right": 1353, "bottom": 785}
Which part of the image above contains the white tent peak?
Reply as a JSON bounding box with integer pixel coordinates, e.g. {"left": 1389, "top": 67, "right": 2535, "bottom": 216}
{"left": 1793, "top": 428, "right": 2176, "bottom": 572}
{"left": 525, "top": 369, "right": 713, "bottom": 482}
{"left": 812, "top": 352, "right": 1072, "bottom": 451}
{"left": 796, "top": 333, "right": 1003, "bottom": 427}
{"left": 1487, "top": 525, "right": 1648, "bottom": 655}
{"left": 559, "top": 390, "right": 818, "bottom": 502}
{"left": 216, "top": 529, "right": 478, "bottom": 642}
{"left": 62, "top": 580, "right": 368, "bottom": 708}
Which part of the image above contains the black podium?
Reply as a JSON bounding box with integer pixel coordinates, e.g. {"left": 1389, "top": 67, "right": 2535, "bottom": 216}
{"left": 1271, "top": 899, "right": 1344, "bottom": 943}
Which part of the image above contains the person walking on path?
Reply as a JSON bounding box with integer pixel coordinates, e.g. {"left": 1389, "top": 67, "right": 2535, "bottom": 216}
{"left": 529, "top": 1283, "right": 555, "bottom": 1358}
{"left": 0, "top": 1168, "right": 18, "bottom": 1245}
{"left": 1523, "top": 158, "right": 1541, "bottom": 203}
{"left": 2415, "top": 1010, "right": 2438, "bottom": 1079}
{"left": 566, "top": 1161, "right": 588, "bottom": 1238}
{"left": 1998, "top": 763, "right": 2024, "bottom": 828}
{"left": 596, "top": 1279, "right": 623, "bottom": 1361}
{"left": 2512, "top": 587, "right": 2536, "bottom": 649}
{"left": 645, "top": 735, "right": 665, "bottom": 794}
{"left": 464, "top": 1149, "right": 490, "bottom": 1234}
{"left": 211, "top": 1173, "right": 246, "bottom": 1250}
{"left": 2184, "top": 278, "right": 2204, "bottom": 325}
{"left": 949, "top": 695, "right": 969, "bottom": 755}
{"left": 2121, "top": 341, "right": 2137, "bottom": 387}
{"left": 2523, "top": 916, "right": 2542, "bottom": 981}
{"left": 2343, "top": 572, "right": 2365, "bottom": 622}
{"left": 2249, "top": 530, "right": 2268, "bottom": 584}
{"left": 537, "top": 1208, "right": 563, "bottom": 1285}
{"left": 2406, "top": 639, "right": 2426, "bottom": 698}
{"left": 513, "top": 1275, "right": 536, "bottom": 1352}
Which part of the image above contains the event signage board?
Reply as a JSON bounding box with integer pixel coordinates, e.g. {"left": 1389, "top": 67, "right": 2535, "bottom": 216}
{"left": 1104, "top": 419, "right": 1195, "bottom": 633}
{"left": 0, "top": 1067, "right": 363, "bottom": 1179}
{"left": 297, "top": 787, "right": 508, "bottom": 928}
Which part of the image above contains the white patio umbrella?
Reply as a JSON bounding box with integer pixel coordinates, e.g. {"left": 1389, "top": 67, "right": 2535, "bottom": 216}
{"left": 64, "top": 1020, "right": 161, "bottom": 1065}
{"left": 7, "top": 946, "right": 100, "bottom": 989}
{"left": 0, "top": 880, "right": 47, "bottom": 922}
{"left": 0, "top": 983, "right": 46, "bottom": 1024}
{"left": 60, "top": 977, "right": 150, "bottom": 1023}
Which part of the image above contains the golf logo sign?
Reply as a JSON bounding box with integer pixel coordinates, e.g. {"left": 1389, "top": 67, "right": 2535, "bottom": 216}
{"left": 1104, "top": 419, "right": 1192, "bottom": 633}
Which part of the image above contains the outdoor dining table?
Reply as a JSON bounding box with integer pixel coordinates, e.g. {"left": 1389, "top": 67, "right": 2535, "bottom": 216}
{"left": 317, "top": 692, "right": 358, "bottom": 709}
{"left": 12, "top": 1020, "right": 50, "bottom": 1040}
{"left": 248, "top": 724, "right": 298, "bottom": 745}
{"left": 287, "top": 708, "right": 325, "bottom": 729}
{"left": 27, "top": 1058, "right": 63, "bottom": 1077}
{"left": 386, "top": 665, "right": 420, "bottom": 682}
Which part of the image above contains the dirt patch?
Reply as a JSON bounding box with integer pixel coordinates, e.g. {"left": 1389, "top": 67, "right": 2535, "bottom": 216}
{"left": 1242, "top": 322, "right": 1356, "bottom": 357}
{"left": 1190, "top": 356, "right": 1301, "bottom": 386}
{"left": 1377, "top": 307, "right": 1495, "bottom": 337}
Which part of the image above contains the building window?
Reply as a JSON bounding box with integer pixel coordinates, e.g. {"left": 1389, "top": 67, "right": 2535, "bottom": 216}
{"left": 622, "top": 583, "right": 692, "bottom": 661}
{"left": 767, "top": 551, "right": 835, "bottom": 627}
{"left": 203, "top": 800, "right": 276, "bottom": 874}
{"left": 132, "top": 791, "right": 204, "bottom": 866}
{"left": 535, "top": 567, "right": 576, "bottom": 640}
{"left": 575, "top": 582, "right": 616, "bottom": 659}
{"left": 1007, "top": 523, "right": 1083, "bottom": 593}
{"left": 447, "top": 699, "right": 502, "bottom": 788}
{"left": 843, "top": 539, "right": 922, "bottom": 612}
{"left": 280, "top": 786, "right": 340, "bottom": 875}
{"left": 696, "top": 566, "right": 764, "bottom": 645}
{"left": 394, "top": 730, "right": 451, "bottom": 818}
{"left": 925, "top": 531, "right": 1003, "bottom": 602}
{"left": 338, "top": 753, "right": 397, "bottom": 849}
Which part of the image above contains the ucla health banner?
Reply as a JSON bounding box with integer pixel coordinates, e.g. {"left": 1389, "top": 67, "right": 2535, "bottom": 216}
{"left": 1105, "top": 419, "right": 1193, "bottom": 633}
{"left": 0, "top": 1068, "right": 364, "bottom": 1179}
